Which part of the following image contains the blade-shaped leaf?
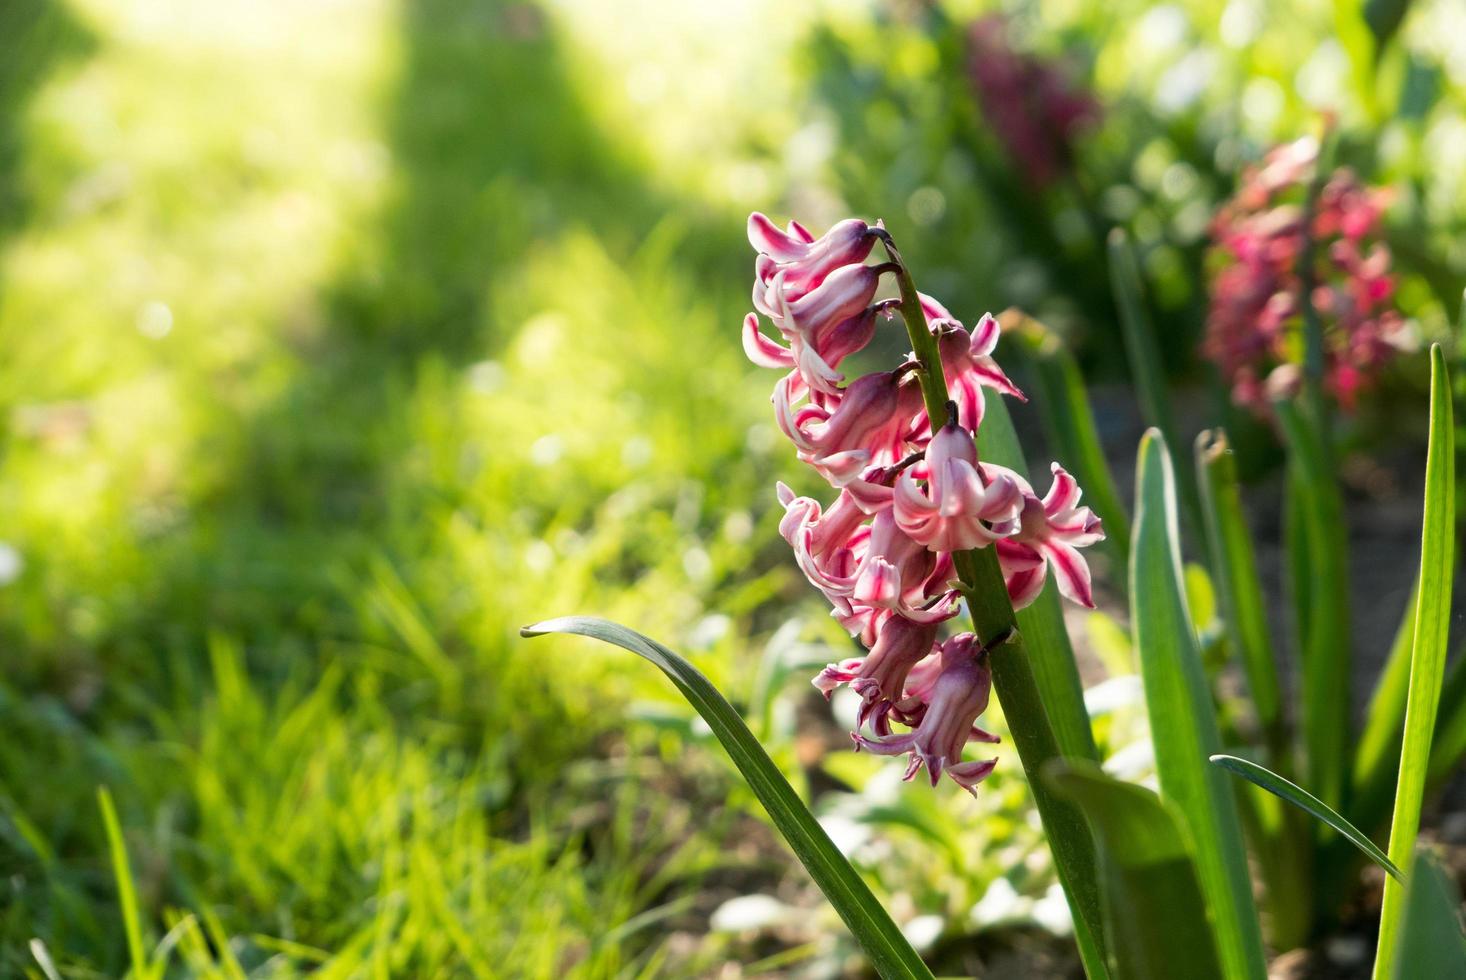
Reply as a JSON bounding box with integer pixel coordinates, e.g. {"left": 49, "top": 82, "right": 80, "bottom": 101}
{"left": 519, "top": 617, "right": 935, "bottom": 980}
{"left": 1108, "top": 229, "right": 1203, "bottom": 544}
{"left": 1005, "top": 310, "right": 1130, "bottom": 570}
{"left": 98, "top": 787, "right": 155, "bottom": 980}
{"left": 972, "top": 391, "right": 1112, "bottom": 978}
{"left": 1131, "top": 430, "right": 1267, "bottom": 980}
{"left": 977, "top": 390, "right": 1099, "bottom": 764}
{"left": 1374, "top": 344, "right": 1456, "bottom": 977}
{"left": 1276, "top": 397, "right": 1351, "bottom": 814}
{"left": 1195, "top": 431, "right": 1285, "bottom": 760}
{"left": 1391, "top": 849, "right": 1466, "bottom": 978}
{"left": 1210, "top": 754, "right": 1400, "bottom": 881}
{"left": 1045, "top": 761, "right": 1225, "bottom": 980}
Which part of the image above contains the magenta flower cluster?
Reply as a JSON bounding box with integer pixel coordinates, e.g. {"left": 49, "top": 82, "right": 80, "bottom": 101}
{"left": 1204, "top": 137, "right": 1407, "bottom": 413}
{"left": 744, "top": 213, "right": 1104, "bottom": 793}
{"left": 965, "top": 15, "right": 1100, "bottom": 190}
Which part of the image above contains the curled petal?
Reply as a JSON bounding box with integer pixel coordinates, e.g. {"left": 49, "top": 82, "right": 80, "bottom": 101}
{"left": 743, "top": 313, "right": 794, "bottom": 369}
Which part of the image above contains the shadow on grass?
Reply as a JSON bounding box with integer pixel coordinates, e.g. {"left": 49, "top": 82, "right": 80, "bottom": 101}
{"left": 151, "top": 0, "right": 747, "bottom": 645}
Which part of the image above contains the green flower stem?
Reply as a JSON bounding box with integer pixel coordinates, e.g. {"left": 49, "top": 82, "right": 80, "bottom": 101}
{"left": 879, "top": 233, "right": 1109, "bottom": 977}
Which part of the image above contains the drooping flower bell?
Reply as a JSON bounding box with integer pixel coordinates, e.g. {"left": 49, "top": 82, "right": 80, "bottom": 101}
{"left": 773, "top": 367, "right": 925, "bottom": 487}
{"left": 853, "top": 632, "right": 1003, "bottom": 795}
{"left": 894, "top": 414, "right": 1023, "bottom": 552}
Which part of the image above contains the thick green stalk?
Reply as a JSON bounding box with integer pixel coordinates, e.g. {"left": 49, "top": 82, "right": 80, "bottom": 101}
{"left": 880, "top": 234, "right": 1109, "bottom": 977}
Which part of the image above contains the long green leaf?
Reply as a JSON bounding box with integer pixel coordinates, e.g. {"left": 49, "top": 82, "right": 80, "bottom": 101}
{"left": 1131, "top": 430, "right": 1267, "bottom": 980}
{"left": 1275, "top": 396, "right": 1351, "bottom": 814}
{"left": 1006, "top": 311, "right": 1130, "bottom": 570}
{"left": 958, "top": 394, "right": 1109, "bottom": 978}
{"left": 1374, "top": 344, "right": 1456, "bottom": 977}
{"left": 1195, "top": 430, "right": 1285, "bottom": 760}
{"left": 1045, "top": 762, "right": 1225, "bottom": 980}
{"left": 1392, "top": 849, "right": 1466, "bottom": 978}
{"left": 1210, "top": 754, "right": 1401, "bottom": 881}
{"left": 519, "top": 617, "right": 935, "bottom": 980}
{"left": 1108, "top": 229, "right": 1204, "bottom": 548}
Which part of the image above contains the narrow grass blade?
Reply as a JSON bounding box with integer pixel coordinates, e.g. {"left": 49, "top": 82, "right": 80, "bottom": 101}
{"left": 98, "top": 787, "right": 153, "bottom": 980}
{"left": 1131, "top": 430, "right": 1267, "bottom": 980}
{"left": 1195, "top": 431, "right": 1285, "bottom": 760}
{"left": 1275, "top": 397, "right": 1350, "bottom": 813}
{"left": 1211, "top": 754, "right": 1400, "bottom": 881}
{"left": 1391, "top": 849, "right": 1466, "bottom": 978}
{"left": 1005, "top": 310, "right": 1130, "bottom": 570}
{"left": 1108, "top": 229, "right": 1202, "bottom": 544}
{"left": 1374, "top": 344, "right": 1456, "bottom": 977}
{"left": 519, "top": 617, "right": 935, "bottom": 980}
{"left": 1045, "top": 761, "right": 1226, "bottom": 980}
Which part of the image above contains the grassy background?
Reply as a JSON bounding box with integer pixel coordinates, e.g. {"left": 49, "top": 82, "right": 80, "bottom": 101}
{"left": 0, "top": 0, "right": 824, "bottom": 974}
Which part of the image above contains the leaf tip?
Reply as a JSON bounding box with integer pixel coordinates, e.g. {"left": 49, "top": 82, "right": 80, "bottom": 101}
{"left": 520, "top": 622, "right": 549, "bottom": 638}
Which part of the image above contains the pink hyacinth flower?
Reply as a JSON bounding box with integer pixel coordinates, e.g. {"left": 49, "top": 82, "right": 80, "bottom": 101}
{"left": 812, "top": 616, "right": 940, "bottom": 730}
{"left": 775, "top": 483, "right": 870, "bottom": 602}
{"left": 912, "top": 299, "right": 1025, "bottom": 432}
{"left": 894, "top": 418, "right": 1023, "bottom": 551}
{"left": 774, "top": 368, "right": 925, "bottom": 486}
{"left": 846, "top": 508, "right": 960, "bottom": 626}
{"left": 988, "top": 462, "right": 1105, "bottom": 609}
{"left": 748, "top": 213, "right": 878, "bottom": 298}
{"left": 748, "top": 265, "right": 894, "bottom": 394}
{"left": 853, "top": 633, "right": 1001, "bottom": 795}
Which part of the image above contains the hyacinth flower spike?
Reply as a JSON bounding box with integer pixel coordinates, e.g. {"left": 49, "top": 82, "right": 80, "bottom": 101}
{"left": 853, "top": 632, "right": 1007, "bottom": 795}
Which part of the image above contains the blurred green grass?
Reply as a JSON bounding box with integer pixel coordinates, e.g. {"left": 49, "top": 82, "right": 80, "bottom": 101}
{"left": 0, "top": 0, "right": 816, "bottom": 974}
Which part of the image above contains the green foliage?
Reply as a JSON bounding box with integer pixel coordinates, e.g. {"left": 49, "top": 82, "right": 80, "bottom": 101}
{"left": 521, "top": 617, "right": 935, "bottom": 980}
{"left": 1195, "top": 432, "right": 1284, "bottom": 757}
{"left": 1374, "top": 345, "right": 1456, "bottom": 976}
{"left": 1210, "top": 755, "right": 1400, "bottom": 881}
{"left": 1276, "top": 398, "right": 1352, "bottom": 814}
{"left": 1046, "top": 762, "right": 1226, "bottom": 980}
{"left": 1392, "top": 849, "right": 1466, "bottom": 978}
{"left": 1130, "top": 430, "right": 1266, "bottom": 980}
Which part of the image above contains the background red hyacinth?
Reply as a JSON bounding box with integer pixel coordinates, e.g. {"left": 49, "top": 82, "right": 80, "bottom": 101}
{"left": 1203, "top": 137, "right": 1410, "bottom": 413}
